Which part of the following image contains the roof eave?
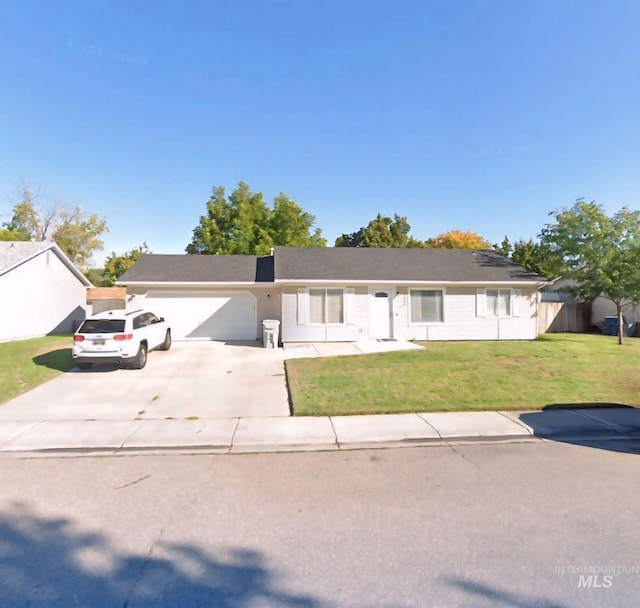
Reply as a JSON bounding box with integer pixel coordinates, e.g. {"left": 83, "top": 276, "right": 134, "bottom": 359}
{"left": 274, "top": 279, "right": 541, "bottom": 286}
{"left": 116, "top": 280, "right": 271, "bottom": 287}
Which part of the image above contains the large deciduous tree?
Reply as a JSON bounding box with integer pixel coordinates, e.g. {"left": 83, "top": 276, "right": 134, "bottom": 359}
{"left": 493, "top": 236, "right": 561, "bottom": 278}
{"left": 186, "top": 182, "right": 326, "bottom": 255}
{"left": 0, "top": 184, "right": 107, "bottom": 270}
{"left": 540, "top": 199, "right": 640, "bottom": 344}
{"left": 430, "top": 229, "right": 491, "bottom": 249}
{"left": 335, "top": 213, "right": 425, "bottom": 248}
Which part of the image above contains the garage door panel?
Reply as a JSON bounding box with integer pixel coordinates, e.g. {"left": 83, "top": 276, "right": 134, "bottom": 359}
{"left": 145, "top": 292, "right": 256, "bottom": 341}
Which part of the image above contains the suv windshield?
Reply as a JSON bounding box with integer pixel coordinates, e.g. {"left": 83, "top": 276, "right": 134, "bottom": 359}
{"left": 78, "top": 319, "right": 126, "bottom": 334}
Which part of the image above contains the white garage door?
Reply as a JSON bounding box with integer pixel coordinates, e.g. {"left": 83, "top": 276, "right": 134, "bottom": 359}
{"left": 145, "top": 292, "right": 257, "bottom": 340}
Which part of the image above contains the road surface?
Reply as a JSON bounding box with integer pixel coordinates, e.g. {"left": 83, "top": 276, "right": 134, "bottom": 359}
{"left": 1, "top": 439, "right": 639, "bottom": 607}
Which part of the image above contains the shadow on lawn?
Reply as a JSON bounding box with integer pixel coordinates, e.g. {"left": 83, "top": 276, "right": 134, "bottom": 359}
{"left": 0, "top": 501, "right": 333, "bottom": 608}
{"left": 517, "top": 403, "right": 640, "bottom": 456}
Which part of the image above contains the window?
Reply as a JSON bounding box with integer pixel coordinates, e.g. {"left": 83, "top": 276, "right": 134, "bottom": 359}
{"left": 410, "top": 290, "right": 443, "bottom": 323}
{"left": 486, "top": 289, "right": 511, "bottom": 317}
{"left": 78, "top": 319, "right": 126, "bottom": 333}
{"left": 309, "top": 289, "right": 344, "bottom": 324}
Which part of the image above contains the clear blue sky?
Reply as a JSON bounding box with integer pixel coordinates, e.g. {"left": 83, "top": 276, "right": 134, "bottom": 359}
{"left": 2, "top": 0, "right": 639, "bottom": 263}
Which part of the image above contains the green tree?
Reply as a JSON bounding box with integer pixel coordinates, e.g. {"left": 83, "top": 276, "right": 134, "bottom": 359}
{"left": 492, "top": 235, "right": 561, "bottom": 277}
{"left": 99, "top": 243, "right": 150, "bottom": 286}
{"left": 187, "top": 182, "right": 326, "bottom": 255}
{"left": 269, "top": 194, "right": 326, "bottom": 247}
{"left": 0, "top": 184, "right": 107, "bottom": 270}
{"left": 510, "top": 239, "right": 561, "bottom": 278}
{"left": 493, "top": 235, "right": 513, "bottom": 257}
{"left": 335, "top": 213, "right": 425, "bottom": 248}
{"left": 540, "top": 199, "right": 640, "bottom": 344}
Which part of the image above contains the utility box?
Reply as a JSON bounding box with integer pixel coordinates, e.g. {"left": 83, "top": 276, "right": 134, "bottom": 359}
{"left": 262, "top": 319, "right": 280, "bottom": 348}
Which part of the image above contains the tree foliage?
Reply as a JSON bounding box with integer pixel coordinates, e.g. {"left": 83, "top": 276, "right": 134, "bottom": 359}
{"left": 430, "top": 229, "right": 491, "bottom": 250}
{"left": 186, "top": 182, "right": 326, "bottom": 255}
{"left": 87, "top": 243, "right": 150, "bottom": 286}
{"left": 493, "top": 236, "right": 561, "bottom": 278}
{"left": 540, "top": 199, "right": 640, "bottom": 344}
{"left": 0, "top": 184, "right": 107, "bottom": 270}
{"left": 335, "top": 213, "right": 425, "bottom": 248}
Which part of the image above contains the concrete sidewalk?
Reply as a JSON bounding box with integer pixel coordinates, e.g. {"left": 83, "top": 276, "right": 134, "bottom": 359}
{"left": 283, "top": 339, "right": 424, "bottom": 359}
{"left": 1, "top": 407, "right": 639, "bottom": 457}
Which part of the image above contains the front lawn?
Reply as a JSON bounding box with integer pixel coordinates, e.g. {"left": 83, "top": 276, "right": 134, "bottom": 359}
{"left": 286, "top": 334, "right": 640, "bottom": 415}
{"left": 0, "top": 335, "right": 73, "bottom": 403}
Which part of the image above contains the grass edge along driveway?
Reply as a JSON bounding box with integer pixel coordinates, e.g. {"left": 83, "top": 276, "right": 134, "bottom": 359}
{"left": 0, "top": 335, "right": 73, "bottom": 403}
{"left": 285, "top": 334, "right": 640, "bottom": 416}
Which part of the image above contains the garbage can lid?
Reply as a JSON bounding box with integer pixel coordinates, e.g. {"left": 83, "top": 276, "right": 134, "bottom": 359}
{"left": 262, "top": 319, "right": 280, "bottom": 328}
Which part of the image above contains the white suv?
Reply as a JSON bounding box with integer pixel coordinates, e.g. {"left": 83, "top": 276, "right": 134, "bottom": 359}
{"left": 72, "top": 309, "right": 171, "bottom": 370}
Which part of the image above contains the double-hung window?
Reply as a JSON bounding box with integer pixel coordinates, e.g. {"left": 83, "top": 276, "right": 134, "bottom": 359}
{"left": 309, "top": 289, "right": 344, "bottom": 324}
{"left": 410, "top": 290, "right": 444, "bottom": 323}
{"left": 476, "top": 289, "right": 520, "bottom": 318}
{"left": 486, "top": 289, "right": 511, "bottom": 317}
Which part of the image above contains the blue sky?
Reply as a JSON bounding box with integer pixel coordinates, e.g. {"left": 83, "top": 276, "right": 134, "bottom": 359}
{"left": 2, "top": 0, "right": 639, "bottom": 263}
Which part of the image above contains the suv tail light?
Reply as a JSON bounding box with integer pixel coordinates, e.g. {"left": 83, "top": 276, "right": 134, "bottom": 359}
{"left": 113, "top": 333, "right": 134, "bottom": 341}
{"left": 73, "top": 335, "right": 85, "bottom": 342}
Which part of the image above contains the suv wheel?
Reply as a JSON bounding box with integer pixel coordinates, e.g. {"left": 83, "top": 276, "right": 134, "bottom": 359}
{"left": 159, "top": 329, "right": 171, "bottom": 351}
{"left": 130, "top": 343, "right": 148, "bottom": 370}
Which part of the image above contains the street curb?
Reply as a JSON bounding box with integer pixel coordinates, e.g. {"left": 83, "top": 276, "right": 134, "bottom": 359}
{"left": 1, "top": 432, "right": 637, "bottom": 459}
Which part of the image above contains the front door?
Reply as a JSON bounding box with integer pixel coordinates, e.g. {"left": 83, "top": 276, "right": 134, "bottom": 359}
{"left": 370, "top": 290, "right": 393, "bottom": 339}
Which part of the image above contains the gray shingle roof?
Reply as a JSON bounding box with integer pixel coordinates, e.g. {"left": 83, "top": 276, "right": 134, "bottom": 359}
{"left": 0, "top": 241, "right": 51, "bottom": 274}
{"left": 0, "top": 240, "right": 91, "bottom": 285}
{"left": 274, "top": 247, "right": 541, "bottom": 282}
{"left": 118, "top": 254, "right": 274, "bottom": 283}
{"left": 119, "top": 248, "right": 541, "bottom": 284}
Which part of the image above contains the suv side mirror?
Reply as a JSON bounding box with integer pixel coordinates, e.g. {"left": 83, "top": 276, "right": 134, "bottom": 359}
{"left": 159, "top": 317, "right": 165, "bottom": 323}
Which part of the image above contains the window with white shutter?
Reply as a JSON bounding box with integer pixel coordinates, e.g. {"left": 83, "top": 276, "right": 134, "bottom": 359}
{"left": 304, "top": 289, "right": 345, "bottom": 325}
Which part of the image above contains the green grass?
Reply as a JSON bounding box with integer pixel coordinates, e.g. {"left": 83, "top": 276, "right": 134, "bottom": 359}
{"left": 286, "top": 334, "right": 640, "bottom": 416}
{"left": 0, "top": 335, "right": 73, "bottom": 403}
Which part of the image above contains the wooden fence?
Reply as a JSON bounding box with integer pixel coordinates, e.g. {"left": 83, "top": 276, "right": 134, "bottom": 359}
{"left": 538, "top": 301, "right": 592, "bottom": 334}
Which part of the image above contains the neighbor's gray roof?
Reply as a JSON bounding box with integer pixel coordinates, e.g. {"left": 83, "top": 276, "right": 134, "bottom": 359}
{"left": 118, "top": 254, "right": 274, "bottom": 283}
{"left": 0, "top": 241, "right": 52, "bottom": 274}
{"left": 119, "top": 248, "right": 541, "bottom": 284}
{"left": 0, "top": 240, "right": 91, "bottom": 285}
{"left": 274, "top": 247, "right": 542, "bottom": 282}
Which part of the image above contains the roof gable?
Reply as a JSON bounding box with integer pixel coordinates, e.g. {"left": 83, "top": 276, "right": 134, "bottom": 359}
{"left": 0, "top": 241, "right": 91, "bottom": 286}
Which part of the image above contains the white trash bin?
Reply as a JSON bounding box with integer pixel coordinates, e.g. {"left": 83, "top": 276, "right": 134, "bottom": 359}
{"left": 262, "top": 319, "right": 280, "bottom": 348}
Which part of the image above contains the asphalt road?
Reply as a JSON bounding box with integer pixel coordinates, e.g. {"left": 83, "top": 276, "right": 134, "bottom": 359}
{"left": 1, "top": 439, "right": 639, "bottom": 607}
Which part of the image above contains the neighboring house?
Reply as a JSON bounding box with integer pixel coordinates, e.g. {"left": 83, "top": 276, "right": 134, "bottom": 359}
{"left": 540, "top": 278, "right": 576, "bottom": 303}
{"left": 591, "top": 297, "right": 640, "bottom": 326}
{"left": 119, "top": 247, "right": 542, "bottom": 343}
{"left": 0, "top": 241, "right": 91, "bottom": 342}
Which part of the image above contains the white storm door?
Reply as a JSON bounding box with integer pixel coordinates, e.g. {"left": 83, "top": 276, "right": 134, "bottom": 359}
{"left": 369, "top": 289, "right": 393, "bottom": 339}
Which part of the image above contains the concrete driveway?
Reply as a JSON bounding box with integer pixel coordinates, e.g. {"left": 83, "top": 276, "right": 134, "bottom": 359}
{"left": 0, "top": 342, "right": 290, "bottom": 422}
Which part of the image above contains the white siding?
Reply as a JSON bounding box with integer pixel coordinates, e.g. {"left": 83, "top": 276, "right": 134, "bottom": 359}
{"left": 281, "top": 285, "right": 538, "bottom": 342}
{"left": 281, "top": 287, "right": 368, "bottom": 342}
{"left": 0, "top": 250, "right": 88, "bottom": 341}
{"left": 393, "top": 286, "right": 538, "bottom": 341}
